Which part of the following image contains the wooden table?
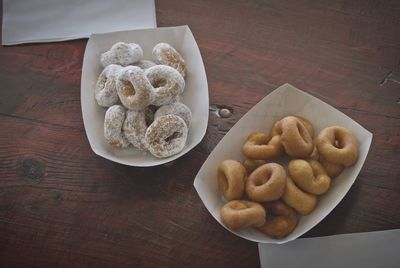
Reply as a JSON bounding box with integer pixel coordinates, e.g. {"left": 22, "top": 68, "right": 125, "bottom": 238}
{"left": 1, "top": 1, "right": 399, "bottom": 267}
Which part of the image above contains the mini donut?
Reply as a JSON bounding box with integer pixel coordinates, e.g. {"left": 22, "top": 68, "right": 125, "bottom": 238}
{"left": 220, "top": 200, "right": 266, "bottom": 231}
{"left": 316, "top": 126, "right": 359, "bottom": 166}
{"left": 242, "top": 132, "right": 282, "bottom": 160}
{"left": 278, "top": 116, "right": 314, "bottom": 158}
{"left": 133, "top": 60, "right": 156, "bottom": 70}
{"left": 101, "top": 42, "right": 143, "bottom": 67}
{"left": 154, "top": 102, "right": 192, "bottom": 128}
{"left": 288, "top": 159, "right": 331, "bottom": 195}
{"left": 145, "top": 114, "right": 188, "bottom": 158}
{"left": 320, "top": 156, "right": 344, "bottom": 178}
{"left": 153, "top": 43, "right": 187, "bottom": 78}
{"left": 257, "top": 201, "right": 299, "bottom": 238}
{"left": 246, "top": 163, "right": 287, "bottom": 202}
{"left": 95, "top": 64, "right": 122, "bottom": 107}
{"left": 243, "top": 159, "right": 267, "bottom": 175}
{"left": 104, "top": 105, "right": 129, "bottom": 148}
{"left": 123, "top": 110, "right": 149, "bottom": 150}
{"left": 145, "top": 65, "right": 185, "bottom": 106}
{"left": 282, "top": 177, "right": 317, "bottom": 215}
{"left": 271, "top": 115, "right": 313, "bottom": 138}
{"left": 117, "top": 66, "right": 155, "bottom": 110}
{"left": 217, "top": 160, "right": 246, "bottom": 201}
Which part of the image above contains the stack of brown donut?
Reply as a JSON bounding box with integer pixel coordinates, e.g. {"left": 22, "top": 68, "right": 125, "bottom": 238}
{"left": 218, "top": 115, "right": 359, "bottom": 238}
{"left": 95, "top": 41, "right": 192, "bottom": 158}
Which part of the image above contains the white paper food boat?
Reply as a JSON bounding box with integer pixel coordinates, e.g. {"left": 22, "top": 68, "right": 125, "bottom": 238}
{"left": 194, "top": 83, "right": 372, "bottom": 244}
{"left": 81, "top": 26, "right": 209, "bottom": 166}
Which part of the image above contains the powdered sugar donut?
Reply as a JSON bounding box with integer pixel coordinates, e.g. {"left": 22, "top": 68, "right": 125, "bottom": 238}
{"left": 133, "top": 60, "right": 157, "bottom": 70}
{"left": 104, "top": 105, "right": 129, "bottom": 148}
{"left": 154, "top": 102, "right": 192, "bottom": 128}
{"left": 145, "top": 65, "right": 185, "bottom": 106}
{"left": 117, "top": 66, "right": 155, "bottom": 110}
{"left": 123, "top": 110, "right": 148, "bottom": 150}
{"left": 101, "top": 42, "right": 143, "bottom": 67}
{"left": 145, "top": 114, "right": 188, "bottom": 158}
{"left": 95, "top": 64, "right": 122, "bottom": 107}
{"left": 153, "top": 43, "right": 187, "bottom": 78}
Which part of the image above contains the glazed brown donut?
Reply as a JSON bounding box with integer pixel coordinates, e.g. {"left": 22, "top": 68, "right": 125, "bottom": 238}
{"left": 217, "top": 160, "right": 246, "bottom": 201}
{"left": 288, "top": 159, "right": 331, "bottom": 195}
{"left": 117, "top": 66, "right": 154, "bottom": 110}
{"left": 257, "top": 201, "right": 299, "bottom": 238}
{"left": 246, "top": 163, "right": 286, "bottom": 202}
{"left": 320, "top": 156, "right": 344, "bottom": 178}
{"left": 152, "top": 43, "right": 187, "bottom": 78}
{"left": 282, "top": 177, "right": 317, "bottom": 215}
{"left": 144, "top": 114, "right": 188, "bottom": 158}
{"left": 316, "top": 126, "right": 359, "bottom": 166}
{"left": 145, "top": 65, "right": 185, "bottom": 106}
{"left": 104, "top": 105, "right": 129, "bottom": 148}
{"left": 242, "top": 132, "right": 282, "bottom": 160}
{"left": 279, "top": 116, "right": 314, "bottom": 158}
{"left": 220, "top": 200, "right": 266, "bottom": 231}
{"left": 271, "top": 115, "right": 314, "bottom": 138}
{"left": 243, "top": 159, "right": 267, "bottom": 175}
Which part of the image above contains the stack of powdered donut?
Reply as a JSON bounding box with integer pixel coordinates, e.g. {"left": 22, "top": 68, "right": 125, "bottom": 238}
{"left": 218, "top": 115, "right": 359, "bottom": 238}
{"left": 95, "top": 42, "right": 192, "bottom": 158}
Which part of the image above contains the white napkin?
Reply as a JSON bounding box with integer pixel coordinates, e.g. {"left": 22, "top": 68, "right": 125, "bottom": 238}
{"left": 2, "top": 0, "right": 156, "bottom": 45}
{"left": 258, "top": 229, "right": 400, "bottom": 268}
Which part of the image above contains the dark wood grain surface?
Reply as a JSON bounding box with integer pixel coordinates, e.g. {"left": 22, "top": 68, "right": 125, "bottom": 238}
{"left": 1, "top": 0, "right": 399, "bottom": 267}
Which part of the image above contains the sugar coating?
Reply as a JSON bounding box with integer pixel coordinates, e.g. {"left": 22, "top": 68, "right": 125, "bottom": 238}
{"left": 145, "top": 115, "right": 188, "bottom": 158}
{"left": 154, "top": 102, "right": 192, "bottom": 128}
{"left": 133, "top": 60, "right": 157, "bottom": 70}
{"left": 145, "top": 65, "right": 185, "bottom": 106}
{"left": 101, "top": 42, "right": 143, "bottom": 67}
{"left": 123, "top": 109, "right": 148, "bottom": 150}
{"left": 95, "top": 64, "right": 123, "bottom": 107}
{"left": 117, "top": 66, "right": 155, "bottom": 110}
{"left": 152, "top": 43, "right": 187, "bottom": 78}
{"left": 104, "top": 105, "right": 129, "bottom": 148}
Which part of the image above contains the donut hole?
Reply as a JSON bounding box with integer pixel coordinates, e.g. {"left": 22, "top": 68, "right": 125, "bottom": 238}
{"left": 253, "top": 171, "right": 272, "bottom": 186}
{"left": 121, "top": 81, "right": 136, "bottom": 96}
{"left": 153, "top": 78, "right": 167, "bottom": 88}
{"left": 332, "top": 138, "right": 345, "bottom": 149}
{"left": 165, "top": 131, "right": 182, "bottom": 142}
